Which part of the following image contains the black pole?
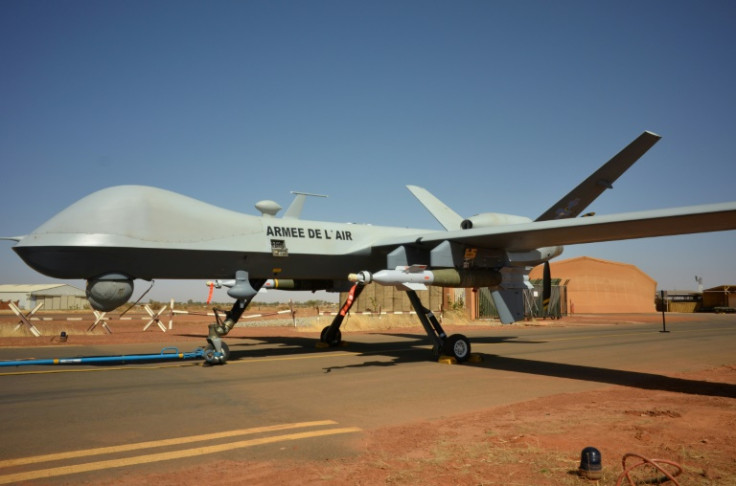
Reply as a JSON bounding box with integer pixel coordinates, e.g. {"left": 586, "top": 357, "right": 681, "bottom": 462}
{"left": 660, "top": 290, "right": 669, "bottom": 333}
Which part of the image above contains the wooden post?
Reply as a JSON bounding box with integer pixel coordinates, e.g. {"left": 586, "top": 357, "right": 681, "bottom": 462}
{"left": 660, "top": 290, "right": 669, "bottom": 333}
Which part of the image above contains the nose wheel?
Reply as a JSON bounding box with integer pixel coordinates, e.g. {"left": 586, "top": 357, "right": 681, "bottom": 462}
{"left": 202, "top": 271, "right": 264, "bottom": 366}
{"left": 204, "top": 341, "right": 230, "bottom": 365}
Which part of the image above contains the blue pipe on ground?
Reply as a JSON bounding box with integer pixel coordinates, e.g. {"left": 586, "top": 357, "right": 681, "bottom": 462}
{"left": 0, "top": 347, "right": 207, "bottom": 367}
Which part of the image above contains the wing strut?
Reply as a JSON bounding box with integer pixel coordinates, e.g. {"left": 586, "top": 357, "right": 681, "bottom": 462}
{"left": 405, "top": 289, "right": 472, "bottom": 363}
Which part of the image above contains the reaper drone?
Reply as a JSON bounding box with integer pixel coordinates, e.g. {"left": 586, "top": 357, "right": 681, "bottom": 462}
{"left": 5, "top": 131, "right": 736, "bottom": 364}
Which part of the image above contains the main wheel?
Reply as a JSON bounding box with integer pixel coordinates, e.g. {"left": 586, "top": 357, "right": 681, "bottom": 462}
{"left": 320, "top": 326, "right": 342, "bottom": 346}
{"left": 444, "top": 334, "right": 471, "bottom": 363}
{"left": 431, "top": 344, "right": 442, "bottom": 361}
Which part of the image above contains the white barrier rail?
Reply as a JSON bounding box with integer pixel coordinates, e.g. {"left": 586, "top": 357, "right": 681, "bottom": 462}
{"left": 4, "top": 299, "right": 433, "bottom": 337}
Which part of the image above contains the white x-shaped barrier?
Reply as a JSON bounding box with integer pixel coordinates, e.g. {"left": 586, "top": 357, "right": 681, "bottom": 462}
{"left": 10, "top": 302, "right": 43, "bottom": 337}
{"left": 142, "top": 304, "right": 168, "bottom": 332}
{"left": 87, "top": 311, "right": 113, "bottom": 334}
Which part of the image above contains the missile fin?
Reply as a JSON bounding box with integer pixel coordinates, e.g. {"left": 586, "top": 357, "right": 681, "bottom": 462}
{"left": 399, "top": 282, "right": 428, "bottom": 291}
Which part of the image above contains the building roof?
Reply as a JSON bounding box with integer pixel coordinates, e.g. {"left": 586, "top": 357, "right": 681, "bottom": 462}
{"left": 0, "top": 284, "right": 83, "bottom": 293}
{"left": 705, "top": 285, "right": 735, "bottom": 292}
{"left": 530, "top": 256, "right": 656, "bottom": 284}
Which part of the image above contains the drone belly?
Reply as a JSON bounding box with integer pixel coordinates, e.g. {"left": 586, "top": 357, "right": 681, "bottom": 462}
{"left": 263, "top": 251, "right": 381, "bottom": 281}
{"left": 12, "top": 231, "right": 271, "bottom": 280}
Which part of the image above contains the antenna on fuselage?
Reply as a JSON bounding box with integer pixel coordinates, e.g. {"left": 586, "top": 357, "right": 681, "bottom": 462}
{"left": 255, "top": 200, "right": 282, "bottom": 217}
{"left": 283, "top": 191, "right": 328, "bottom": 219}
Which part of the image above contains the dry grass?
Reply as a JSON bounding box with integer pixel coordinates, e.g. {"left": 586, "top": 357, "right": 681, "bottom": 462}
{"left": 0, "top": 321, "right": 88, "bottom": 338}
{"left": 368, "top": 435, "right": 584, "bottom": 485}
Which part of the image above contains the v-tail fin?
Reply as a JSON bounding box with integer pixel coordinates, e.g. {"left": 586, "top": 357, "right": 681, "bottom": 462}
{"left": 406, "top": 185, "right": 464, "bottom": 230}
{"left": 535, "top": 131, "right": 661, "bottom": 221}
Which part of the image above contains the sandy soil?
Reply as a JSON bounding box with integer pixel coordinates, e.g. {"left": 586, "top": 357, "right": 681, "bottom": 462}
{"left": 2, "top": 312, "right": 735, "bottom": 485}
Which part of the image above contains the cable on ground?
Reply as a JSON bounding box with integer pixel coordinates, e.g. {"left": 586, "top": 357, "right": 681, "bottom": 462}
{"left": 615, "top": 452, "right": 683, "bottom": 485}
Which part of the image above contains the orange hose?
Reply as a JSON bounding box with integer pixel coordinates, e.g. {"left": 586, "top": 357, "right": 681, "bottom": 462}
{"left": 615, "top": 453, "right": 683, "bottom": 486}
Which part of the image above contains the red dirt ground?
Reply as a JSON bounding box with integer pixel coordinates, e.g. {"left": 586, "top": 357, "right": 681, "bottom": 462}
{"left": 111, "top": 366, "right": 736, "bottom": 486}
{"left": 2, "top": 312, "right": 735, "bottom": 485}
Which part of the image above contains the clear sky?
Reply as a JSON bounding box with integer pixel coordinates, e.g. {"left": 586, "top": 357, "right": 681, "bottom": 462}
{"left": 1, "top": 0, "right": 735, "bottom": 303}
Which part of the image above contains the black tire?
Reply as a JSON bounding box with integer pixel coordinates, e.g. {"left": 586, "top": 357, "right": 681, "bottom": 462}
{"left": 444, "top": 334, "right": 471, "bottom": 363}
{"left": 320, "top": 326, "right": 342, "bottom": 346}
{"left": 219, "top": 341, "right": 230, "bottom": 363}
{"left": 203, "top": 341, "right": 229, "bottom": 365}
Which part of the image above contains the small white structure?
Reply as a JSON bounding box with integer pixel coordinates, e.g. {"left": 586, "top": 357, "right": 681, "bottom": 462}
{"left": 0, "top": 284, "right": 88, "bottom": 311}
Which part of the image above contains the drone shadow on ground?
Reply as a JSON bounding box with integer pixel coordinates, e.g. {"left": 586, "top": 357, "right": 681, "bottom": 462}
{"left": 473, "top": 355, "right": 736, "bottom": 399}
{"left": 144, "top": 330, "right": 736, "bottom": 399}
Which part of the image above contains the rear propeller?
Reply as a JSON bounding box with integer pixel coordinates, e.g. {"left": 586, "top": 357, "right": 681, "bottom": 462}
{"left": 542, "top": 261, "right": 552, "bottom": 318}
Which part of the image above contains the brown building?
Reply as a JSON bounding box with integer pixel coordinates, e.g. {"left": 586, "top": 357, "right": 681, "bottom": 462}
{"left": 529, "top": 256, "right": 656, "bottom": 314}
{"left": 702, "top": 286, "right": 736, "bottom": 310}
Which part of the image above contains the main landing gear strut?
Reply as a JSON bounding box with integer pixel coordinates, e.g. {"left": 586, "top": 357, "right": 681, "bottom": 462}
{"left": 320, "top": 284, "right": 471, "bottom": 363}
{"left": 319, "top": 283, "right": 365, "bottom": 347}
{"left": 405, "top": 290, "right": 471, "bottom": 362}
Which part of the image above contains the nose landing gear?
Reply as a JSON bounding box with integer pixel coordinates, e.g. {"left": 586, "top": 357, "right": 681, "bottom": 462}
{"left": 206, "top": 305, "right": 239, "bottom": 365}
{"left": 205, "top": 270, "right": 263, "bottom": 365}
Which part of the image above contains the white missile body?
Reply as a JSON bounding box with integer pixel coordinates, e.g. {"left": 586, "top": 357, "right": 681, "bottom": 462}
{"left": 208, "top": 278, "right": 280, "bottom": 291}
{"left": 207, "top": 278, "right": 334, "bottom": 292}
{"left": 348, "top": 265, "right": 502, "bottom": 291}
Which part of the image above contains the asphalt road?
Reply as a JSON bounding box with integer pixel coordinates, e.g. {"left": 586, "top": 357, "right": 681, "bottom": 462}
{"left": 1, "top": 315, "right": 735, "bottom": 484}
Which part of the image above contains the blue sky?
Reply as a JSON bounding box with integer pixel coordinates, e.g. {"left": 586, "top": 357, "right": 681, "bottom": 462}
{"left": 1, "top": 0, "right": 735, "bottom": 303}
